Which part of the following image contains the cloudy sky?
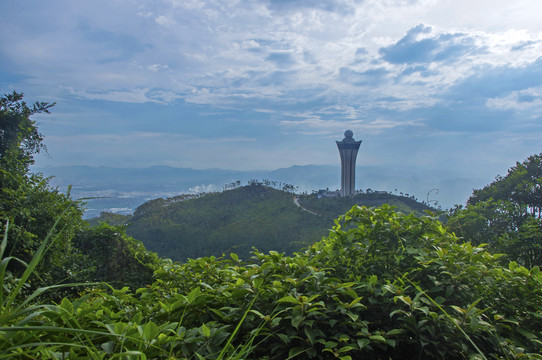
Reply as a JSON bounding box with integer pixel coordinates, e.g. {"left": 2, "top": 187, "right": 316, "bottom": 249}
{"left": 1, "top": 0, "right": 541, "bottom": 184}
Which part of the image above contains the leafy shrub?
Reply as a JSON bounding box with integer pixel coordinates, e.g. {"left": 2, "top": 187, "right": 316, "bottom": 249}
{"left": 448, "top": 153, "right": 542, "bottom": 267}
{"left": 1, "top": 91, "right": 84, "bottom": 290}
{"left": 1, "top": 205, "right": 541, "bottom": 359}
{"left": 71, "top": 224, "right": 162, "bottom": 290}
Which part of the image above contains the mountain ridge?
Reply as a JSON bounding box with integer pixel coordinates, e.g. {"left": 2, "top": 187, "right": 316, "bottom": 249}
{"left": 35, "top": 163, "right": 489, "bottom": 217}
{"left": 94, "top": 183, "right": 437, "bottom": 261}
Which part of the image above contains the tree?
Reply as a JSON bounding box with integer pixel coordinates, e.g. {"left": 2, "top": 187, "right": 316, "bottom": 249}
{"left": 0, "top": 90, "right": 54, "bottom": 170}
{"left": 447, "top": 153, "right": 542, "bottom": 267}
{"left": 71, "top": 224, "right": 162, "bottom": 290}
{"left": 0, "top": 91, "right": 83, "bottom": 288}
{"left": 469, "top": 153, "right": 542, "bottom": 217}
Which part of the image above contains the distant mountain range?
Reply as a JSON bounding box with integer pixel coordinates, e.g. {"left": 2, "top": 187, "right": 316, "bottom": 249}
{"left": 35, "top": 164, "right": 490, "bottom": 218}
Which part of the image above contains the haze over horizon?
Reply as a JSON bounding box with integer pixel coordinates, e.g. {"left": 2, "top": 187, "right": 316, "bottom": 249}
{"left": 1, "top": 0, "right": 541, "bottom": 188}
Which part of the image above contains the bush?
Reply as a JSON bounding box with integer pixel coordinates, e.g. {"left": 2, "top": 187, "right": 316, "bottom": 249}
{"left": 71, "top": 224, "right": 162, "bottom": 290}
{"left": 1, "top": 205, "right": 541, "bottom": 359}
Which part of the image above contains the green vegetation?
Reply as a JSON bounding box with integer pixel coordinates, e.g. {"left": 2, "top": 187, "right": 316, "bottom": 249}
{"left": 125, "top": 184, "right": 332, "bottom": 261}
{"left": 0, "top": 91, "right": 160, "bottom": 295}
{"left": 0, "top": 91, "right": 84, "bottom": 288}
{"left": 447, "top": 153, "right": 542, "bottom": 267}
{"left": 87, "top": 212, "right": 131, "bottom": 227}
{"left": 71, "top": 224, "right": 162, "bottom": 290}
{"left": 298, "top": 191, "right": 433, "bottom": 220}
{"left": 111, "top": 185, "right": 434, "bottom": 262}
{"left": 2, "top": 205, "right": 542, "bottom": 358}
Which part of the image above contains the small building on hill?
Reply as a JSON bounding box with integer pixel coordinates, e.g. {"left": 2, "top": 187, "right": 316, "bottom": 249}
{"left": 317, "top": 189, "right": 340, "bottom": 199}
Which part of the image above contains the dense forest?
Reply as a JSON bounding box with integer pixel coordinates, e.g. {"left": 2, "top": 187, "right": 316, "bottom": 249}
{"left": 1, "top": 91, "right": 542, "bottom": 358}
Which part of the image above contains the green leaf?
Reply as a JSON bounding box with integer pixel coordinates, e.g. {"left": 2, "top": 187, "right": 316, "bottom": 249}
{"left": 101, "top": 341, "right": 115, "bottom": 354}
{"left": 186, "top": 287, "right": 201, "bottom": 304}
{"left": 200, "top": 323, "right": 211, "bottom": 338}
{"left": 357, "top": 338, "right": 370, "bottom": 349}
{"left": 304, "top": 327, "right": 315, "bottom": 345}
{"left": 131, "top": 311, "right": 143, "bottom": 324}
{"left": 246, "top": 309, "right": 266, "bottom": 321}
{"left": 386, "top": 339, "right": 396, "bottom": 347}
{"left": 382, "top": 284, "right": 398, "bottom": 294}
{"left": 291, "top": 314, "right": 303, "bottom": 329}
{"left": 451, "top": 305, "right": 466, "bottom": 315}
{"left": 143, "top": 321, "right": 159, "bottom": 341}
{"left": 338, "top": 346, "right": 355, "bottom": 353}
{"left": 253, "top": 277, "right": 264, "bottom": 289}
{"left": 278, "top": 333, "right": 290, "bottom": 344}
{"left": 338, "top": 282, "right": 357, "bottom": 288}
{"left": 59, "top": 298, "right": 74, "bottom": 315}
{"left": 385, "top": 329, "right": 405, "bottom": 336}
{"left": 369, "top": 335, "right": 386, "bottom": 342}
{"left": 346, "top": 311, "right": 359, "bottom": 322}
{"left": 278, "top": 295, "right": 300, "bottom": 305}
{"left": 288, "top": 347, "right": 305, "bottom": 358}
{"left": 394, "top": 295, "right": 412, "bottom": 306}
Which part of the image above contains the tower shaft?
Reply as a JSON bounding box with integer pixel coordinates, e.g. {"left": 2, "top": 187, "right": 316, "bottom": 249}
{"left": 336, "top": 132, "right": 362, "bottom": 196}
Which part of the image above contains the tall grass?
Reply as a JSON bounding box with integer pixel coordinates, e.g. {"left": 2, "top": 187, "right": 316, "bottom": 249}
{"left": 0, "top": 212, "right": 268, "bottom": 359}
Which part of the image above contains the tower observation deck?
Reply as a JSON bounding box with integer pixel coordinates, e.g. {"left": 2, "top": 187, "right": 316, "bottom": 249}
{"left": 336, "top": 130, "right": 362, "bottom": 197}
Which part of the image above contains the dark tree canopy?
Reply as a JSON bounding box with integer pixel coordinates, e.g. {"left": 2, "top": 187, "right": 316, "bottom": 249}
{"left": 0, "top": 90, "right": 54, "bottom": 168}
{"left": 447, "top": 153, "right": 542, "bottom": 267}
{"left": 468, "top": 153, "right": 542, "bottom": 217}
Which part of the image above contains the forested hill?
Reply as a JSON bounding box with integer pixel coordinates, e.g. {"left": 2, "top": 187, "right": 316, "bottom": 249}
{"left": 98, "top": 184, "right": 436, "bottom": 261}
{"left": 297, "top": 191, "right": 434, "bottom": 221}
{"left": 124, "top": 184, "right": 329, "bottom": 261}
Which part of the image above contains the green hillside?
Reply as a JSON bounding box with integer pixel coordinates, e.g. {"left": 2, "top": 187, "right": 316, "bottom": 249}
{"left": 298, "top": 191, "right": 434, "bottom": 221}
{"left": 86, "top": 211, "right": 131, "bottom": 226}
{"left": 125, "top": 184, "right": 329, "bottom": 261}
{"left": 122, "top": 184, "right": 435, "bottom": 261}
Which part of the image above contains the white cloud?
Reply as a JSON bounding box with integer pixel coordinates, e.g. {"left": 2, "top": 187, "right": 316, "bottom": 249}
{"left": 155, "top": 15, "right": 171, "bottom": 26}
{"left": 64, "top": 87, "right": 183, "bottom": 104}
{"left": 281, "top": 116, "right": 422, "bottom": 136}
{"left": 3, "top": 0, "right": 542, "bottom": 182}
{"left": 486, "top": 86, "right": 542, "bottom": 112}
{"left": 3, "top": 0, "right": 542, "bottom": 112}
{"left": 188, "top": 184, "right": 218, "bottom": 193}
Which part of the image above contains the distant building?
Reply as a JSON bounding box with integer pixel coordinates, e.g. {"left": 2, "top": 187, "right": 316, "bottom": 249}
{"left": 317, "top": 189, "right": 340, "bottom": 199}
{"left": 336, "top": 130, "right": 362, "bottom": 197}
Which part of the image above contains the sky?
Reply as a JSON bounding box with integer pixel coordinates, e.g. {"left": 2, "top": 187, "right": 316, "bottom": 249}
{"left": 1, "top": 0, "right": 542, "bottom": 188}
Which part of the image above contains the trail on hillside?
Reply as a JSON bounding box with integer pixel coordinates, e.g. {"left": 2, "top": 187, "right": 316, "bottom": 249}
{"left": 293, "top": 197, "right": 320, "bottom": 216}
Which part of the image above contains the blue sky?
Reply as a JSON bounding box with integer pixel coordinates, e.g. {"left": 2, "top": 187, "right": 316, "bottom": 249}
{"left": 1, "top": 0, "right": 541, "bottom": 187}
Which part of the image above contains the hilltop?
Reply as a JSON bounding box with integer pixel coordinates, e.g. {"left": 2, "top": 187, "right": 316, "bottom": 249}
{"left": 91, "top": 184, "right": 436, "bottom": 261}
{"left": 38, "top": 164, "right": 484, "bottom": 217}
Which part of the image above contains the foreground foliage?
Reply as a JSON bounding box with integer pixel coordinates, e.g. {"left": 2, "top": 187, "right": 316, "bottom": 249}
{"left": 1, "top": 91, "right": 159, "bottom": 296}
{"left": 71, "top": 224, "right": 162, "bottom": 291}
{"left": 2, "top": 205, "right": 541, "bottom": 359}
{"left": 0, "top": 91, "right": 84, "bottom": 288}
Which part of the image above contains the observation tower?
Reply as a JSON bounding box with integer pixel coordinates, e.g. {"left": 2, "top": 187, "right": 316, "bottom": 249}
{"left": 336, "top": 130, "right": 362, "bottom": 197}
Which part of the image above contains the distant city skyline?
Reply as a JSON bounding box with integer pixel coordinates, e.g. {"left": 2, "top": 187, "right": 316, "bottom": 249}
{"left": 1, "top": 0, "right": 541, "bottom": 189}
